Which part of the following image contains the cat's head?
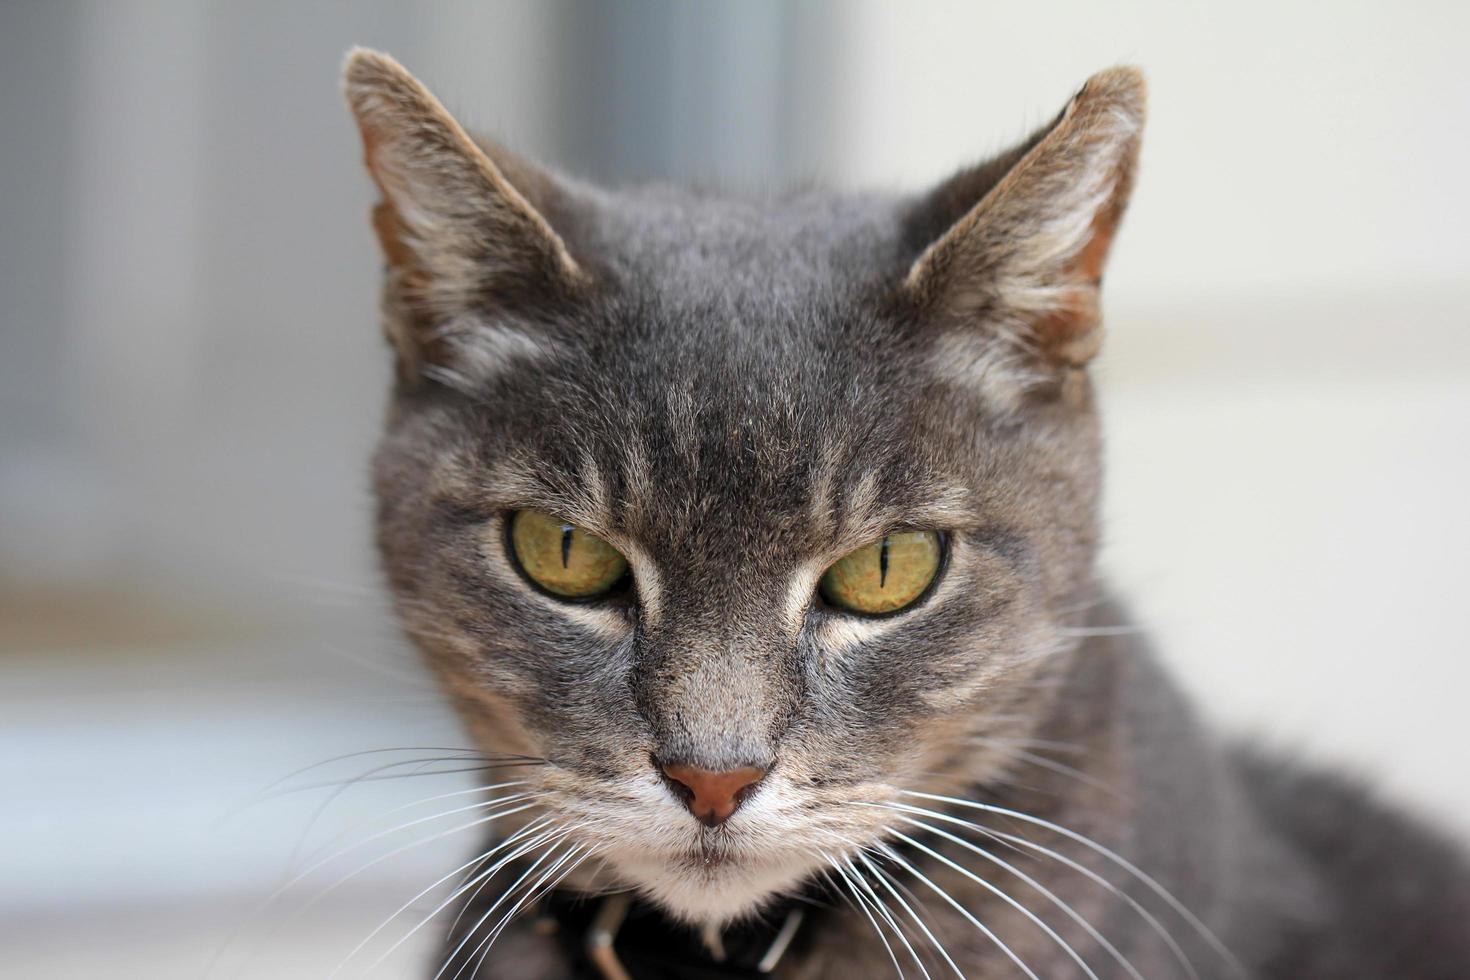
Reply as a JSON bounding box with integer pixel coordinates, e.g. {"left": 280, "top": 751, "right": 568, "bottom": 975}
{"left": 345, "top": 49, "right": 1144, "bottom": 926}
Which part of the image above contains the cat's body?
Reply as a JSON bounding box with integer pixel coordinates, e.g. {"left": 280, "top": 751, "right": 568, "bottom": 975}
{"left": 343, "top": 50, "right": 1470, "bottom": 978}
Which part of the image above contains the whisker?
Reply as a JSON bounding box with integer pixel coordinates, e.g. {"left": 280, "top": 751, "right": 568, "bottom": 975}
{"left": 893, "top": 813, "right": 1144, "bottom": 980}
{"left": 966, "top": 733, "right": 1088, "bottom": 756}
{"left": 330, "top": 815, "right": 557, "bottom": 977}
{"left": 436, "top": 831, "right": 575, "bottom": 980}
{"left": 966, "top": 736, "right": 1121, "bottom": 799}
{"left": 441, "top": 821, "right": 568, "bottom": 952}
{"left": 874, "top": 839, "right": 1041, "bottom": 980}
{"left": 289, "top": 780, "right": 531, "bottom": 878}
{"left": 821, "top": 859, "right": 907, "bottom": 980}
{"left": 269, "top": 759, "right": 545, "bottom": 802}
{"left": 282, "top": 790, "right": 537, "bottom": 895}
{"left": 1057, "top": 624, "right": 1143, "bottom": 638}
{"left": 212, "top": 798, "right": 539, "bottom": 980}
{"left": 254, "top": 746, "right": 526, "bottom": 796}
{"left": 840, "top": 854, "right": 934, "bottom": 980}
{"left": 472, "top": 842, "right": 592, "bottom": 975}
{"left": 375, "top": 825, "right": 570, "bottom": 978}
{"left": 900, "top": 790, "right": 1245, "bottom": 977}
{"left": 221, "top": 750, "right": 502, "bottom": 836}
{"left": 1009, "top": 748, "right": 1121, "bottom": 798}
{"left": 857, "top": 851, "right": 966, "bottom": 979}
{"left": 880, "top": 799, "right": 1197, "bottom": 980}
{"left": 885, "top": 828, "right": 1098, "bottom": 980}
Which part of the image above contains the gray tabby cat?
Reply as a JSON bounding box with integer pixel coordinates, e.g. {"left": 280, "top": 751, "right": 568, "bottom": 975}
{"left": 342, "top": 49, "right": 1470, "bottom": 979}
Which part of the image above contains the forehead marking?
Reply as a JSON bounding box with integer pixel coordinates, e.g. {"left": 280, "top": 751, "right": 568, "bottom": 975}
{"left": 577, "top": 449, "right": 611, "bottom": 522}
{"left": 842, "top": 467, "right": 886, "bottom": 541}
{"left": 665, "top": 381, "right": 700, "bottom": 468}
{"left": 619, "top": 433, "right": 656, "bottom": 520}
{"left": 807, "top": 438, "right": 843, "bottom": 536}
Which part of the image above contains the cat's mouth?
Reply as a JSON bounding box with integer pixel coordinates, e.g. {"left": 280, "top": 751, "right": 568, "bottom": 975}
{"left": 608, "top": 838, "right": 826, "bottom": 926}
{"left": 685, "top": 836, "right": 736, "bottom": 868}
{"left": 624, "top": 830, "right": 754, "bottom": 874}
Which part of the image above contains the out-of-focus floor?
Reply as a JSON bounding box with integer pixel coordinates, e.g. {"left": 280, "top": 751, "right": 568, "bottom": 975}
{"left": 0, "top": 594, "right": 472, "bottom": 978}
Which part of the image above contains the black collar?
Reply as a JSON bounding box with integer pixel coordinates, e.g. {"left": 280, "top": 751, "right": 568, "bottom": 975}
{"left": 536, "top": 890, "right": 812, "bottom": 979}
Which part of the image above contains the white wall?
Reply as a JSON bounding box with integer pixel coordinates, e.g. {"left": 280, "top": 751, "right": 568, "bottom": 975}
{"left": 828, "top": 0, "right": 1470, "bottom": 297}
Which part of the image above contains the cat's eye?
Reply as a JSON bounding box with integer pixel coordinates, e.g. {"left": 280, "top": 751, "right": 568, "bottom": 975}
{"left": 508, "top": 509, "right": 629, "bottom": 599}
{"left": 818, "top": 531, "right": 943, "bottom": 616}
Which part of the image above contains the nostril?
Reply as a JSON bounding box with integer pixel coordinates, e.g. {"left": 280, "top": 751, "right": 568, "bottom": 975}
{"left": 658, "top": 761, "right": 768, "bottom": 826}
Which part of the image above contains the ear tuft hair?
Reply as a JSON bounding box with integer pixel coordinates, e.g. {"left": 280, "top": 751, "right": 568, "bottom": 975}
{"left": 905, "top": 66, "right": 1146, "bottom": 375}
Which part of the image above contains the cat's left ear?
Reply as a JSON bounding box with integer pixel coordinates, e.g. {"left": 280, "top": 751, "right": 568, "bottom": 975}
{"left": 903, "top": 67, "right": 1145, "bottom": 371}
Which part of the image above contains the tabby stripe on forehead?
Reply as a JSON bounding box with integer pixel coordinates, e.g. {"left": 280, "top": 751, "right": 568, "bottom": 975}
{"left": 879, "top": 536, "right": 890, "bottom": 588}
{"left": 560, "top": 524, "right": 574, "bottom": 568}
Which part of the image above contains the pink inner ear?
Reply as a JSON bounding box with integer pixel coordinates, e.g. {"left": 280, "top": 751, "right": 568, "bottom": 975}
{"left": 1077, "top": 203, "right": 1121, "bottom": 286}
{"left": 900, "top": 67, "right": 1144, "bottom": 373}
{"left": 370, "top": 200, "right": 416, "bottom": 270}
{"left": 1034, "top": 192, "right": 1125, "bottom": 366}
{"left": 1034, "top": 289, "right": 1104, "bottom": 367}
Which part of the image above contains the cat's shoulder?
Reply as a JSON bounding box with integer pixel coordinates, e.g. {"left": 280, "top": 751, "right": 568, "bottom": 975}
{"left": 1232, "top": 747, "right": 1470, "bottom": 978}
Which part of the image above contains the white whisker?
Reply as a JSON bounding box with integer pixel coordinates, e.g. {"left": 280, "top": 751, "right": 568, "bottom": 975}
{"left": 967, "top": 736, "right": 1121, "bottom": 799}
{"left": 280, "top": 792, "right": 539, "bottom": 902}
{"left": 435, "top": 831, "right": 576, "bottom": 980}
{"left": 472, "top": 842, "right": 593, "bottom": 974}
{"left": 335, "top": 815, "right": 557, "bottom": 977}
{"left": 841, "top": 854, "right": 935, "bottom": 980}
{"left": 879, "top": 798, "right": 1197, "bottom": 979}
{"left": 886, "top": 828, "right": 1098, "bottom": 979}
{"left": 439, "top": 822, "right": 560, "bottom": 945}
{"left": 893, "top": 813, "right": 1144, "bottom": 980}
{"left": 822, "top": 859, "right": 907, "bottom": 979}
{"left": 857, "top": 851, "right": 967, "bottom": 979}
{"left": 875, "top": 837, "right": 1041, "bottom": 980}
{"left": 290, "top": 780, "right": 530, "bottom": 876}
{"left": 900, "top": 790, "right": 1245, "bottom": 977}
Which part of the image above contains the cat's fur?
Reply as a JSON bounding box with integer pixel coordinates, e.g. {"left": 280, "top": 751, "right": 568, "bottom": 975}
{"left": 343, "top": 49, "right": 1470, "bottom": 978}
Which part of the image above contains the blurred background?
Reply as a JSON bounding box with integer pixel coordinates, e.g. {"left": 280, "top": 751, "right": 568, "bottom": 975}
{"left": 3, "top": 1, "right": 1467, "bottom": 976}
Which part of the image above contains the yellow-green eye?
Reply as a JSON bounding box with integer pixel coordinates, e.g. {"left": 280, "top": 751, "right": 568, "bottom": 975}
{"left": 818, "top": 531, "right": 943, "bottom": 616}
{"left": 509, "top": 509, "right": 629, "bottom": 599}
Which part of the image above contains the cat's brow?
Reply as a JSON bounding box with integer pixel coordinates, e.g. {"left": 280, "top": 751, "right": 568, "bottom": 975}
{"left": 835, "top": 477, "right": 975, "bottom": 545}
{"left": 448, "top": 452, "right": 615, "bottom": 535}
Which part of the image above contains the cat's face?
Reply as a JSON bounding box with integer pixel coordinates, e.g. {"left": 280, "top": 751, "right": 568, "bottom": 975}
{"left": 348, "top": 50, "right": 1143, "bottom": 925}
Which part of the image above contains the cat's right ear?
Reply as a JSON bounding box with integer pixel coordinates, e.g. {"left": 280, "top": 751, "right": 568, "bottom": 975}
{"left": 900, "top": 67, "right": 1145, "bottom": 395}
{"left": 342, "top": 48, "right": 586, "bottom": 384}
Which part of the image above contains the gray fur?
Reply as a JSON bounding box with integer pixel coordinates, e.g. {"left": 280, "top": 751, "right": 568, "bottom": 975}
{"left": 344, "top": 49, "right": 1470, "bottom": 978}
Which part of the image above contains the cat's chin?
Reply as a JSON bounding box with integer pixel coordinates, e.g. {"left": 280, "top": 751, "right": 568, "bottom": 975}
{"left": 610, "top": 848, "right": 823, "bottom": 927}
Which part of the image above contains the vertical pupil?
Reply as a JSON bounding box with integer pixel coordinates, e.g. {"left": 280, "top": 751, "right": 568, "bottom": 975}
{"left": 878, "top": 536, "right": 890, "bottom": 588}
{"left": 560, "top": 524, "right": 574, "bottom": 568}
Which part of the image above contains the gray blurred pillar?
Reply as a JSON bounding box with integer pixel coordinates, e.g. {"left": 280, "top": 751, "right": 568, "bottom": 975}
{"left": 545, "top": 0, "right": 849, "bottom": 186}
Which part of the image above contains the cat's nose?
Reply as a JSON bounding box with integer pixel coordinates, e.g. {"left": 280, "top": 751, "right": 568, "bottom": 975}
{"left": 659, "top": 761, "right": 767, "bottom": 826}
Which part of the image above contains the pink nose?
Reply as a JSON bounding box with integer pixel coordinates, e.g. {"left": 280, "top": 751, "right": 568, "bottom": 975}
{"left": 660, "top": 762, "right": 768, "bottom": 826}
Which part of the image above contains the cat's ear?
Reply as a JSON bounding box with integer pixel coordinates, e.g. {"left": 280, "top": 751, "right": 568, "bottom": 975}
{"left": 902, "top": 67, "right": 1145, "bottom": 374}
{"left": 342, "top": 48, "right": 586, "bottom": 382}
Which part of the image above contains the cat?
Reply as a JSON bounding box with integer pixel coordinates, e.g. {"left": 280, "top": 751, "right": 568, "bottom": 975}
{"left": 342, "top": 48, "right": 1470, "bottom": 979}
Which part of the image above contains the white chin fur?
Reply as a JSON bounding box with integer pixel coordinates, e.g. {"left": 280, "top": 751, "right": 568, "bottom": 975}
{"left": 615, "top": 851, "right": 822, "bottom": 927}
